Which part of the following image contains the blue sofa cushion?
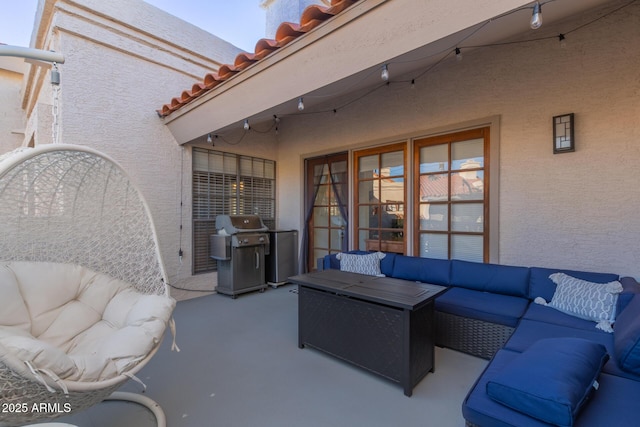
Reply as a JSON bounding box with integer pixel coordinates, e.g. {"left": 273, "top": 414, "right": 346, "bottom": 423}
{"left": 503, "top": 318, "right": 633, "bottom": 379}
{"left": 435, "top": 287, "right": 528, "bottom": 327}
{"left": 486, "top": 338, "right": 608, "bottom": 427}
{"left": 391, "top": 255, "right": 450, "bottom": 286}
{"left": 523, "top": 303, "right": 604, "bottom": 331}
{"left": 528, "top": 267, "right": 619, "bottom": 302}
{"left": 450, "top": 260, "right": 530, "bottom": 298}
{"left": 464, "top": 349, "right": 548, "bottom": 427}
{"left": 379, "top": 253, "right": 396, "bottom": 276}
{"left": 614, "top": 293, "right": 640, "bottom": 375}
{"left": 617, "top": 276, "right": 640, "bottom": 314}
{"left": 464, "top": 349, "right": 640, "bottom": 427}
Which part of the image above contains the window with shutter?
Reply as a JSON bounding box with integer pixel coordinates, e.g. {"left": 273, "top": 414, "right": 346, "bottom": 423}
{"left": 192, "top": 148, "right": 275, "bottom": 273}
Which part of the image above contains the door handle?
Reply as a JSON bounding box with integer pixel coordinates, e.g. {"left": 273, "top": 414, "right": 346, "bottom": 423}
{"left": 255, "top": 250, "right": 260, "bottom": 269}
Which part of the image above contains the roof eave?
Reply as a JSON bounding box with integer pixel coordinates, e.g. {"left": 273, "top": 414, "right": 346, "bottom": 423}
{"left": 163, "top": 0, "right": 533, "bottom": 144}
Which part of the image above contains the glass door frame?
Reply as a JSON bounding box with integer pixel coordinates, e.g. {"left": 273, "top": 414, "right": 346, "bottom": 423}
{"left": 353, "top": 142, "right": 407, "bottom": 255}
{"left": 413, "top": 127, "right": 490, "bottom": 262}
{"left": 304, "top": 152, "right": 349, "bottom": 271}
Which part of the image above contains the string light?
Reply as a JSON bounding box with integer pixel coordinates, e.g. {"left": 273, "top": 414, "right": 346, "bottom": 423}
{"left": 558, "top": 33, "right": 567, "bottom": 48}
{"left": 530, "top": 2, "right": 543, "bottom": 29}
{"left": 381, "top": 64, "right": 389, "bottom": 81}
{"left": 207, "top": 133, "right": 213, "bottom": 144}
{"left": 206, "top": 0, "right": 634, "bottom": 144}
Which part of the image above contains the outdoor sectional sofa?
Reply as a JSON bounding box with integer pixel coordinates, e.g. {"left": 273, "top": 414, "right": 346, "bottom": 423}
{"left": 321, "top": 251, "right": 640, "bottom": 426}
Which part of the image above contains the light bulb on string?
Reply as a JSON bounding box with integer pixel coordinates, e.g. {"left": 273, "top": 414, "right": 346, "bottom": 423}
{"left": 243, "top": 119, "right": 250, "bottom": 131}
{"left": 297, "top": 97, "right": 305, "bottom": 111}
{"left": 410, "top": 79, "right": 415, "bottom": 90}
{"left": 530, "top": 2, "right": 543, "bottom": 29}
{"left": 381, "top": 64, "right": 389, "bottom": 81}
{"left": 455, "top": 48, "right": 463, "bottom": 62}
{"left": 51, "top": 63, "right": 61, "bottom": 86}
{"left": 558, "top": 34, "right": 567, "bottom": 49}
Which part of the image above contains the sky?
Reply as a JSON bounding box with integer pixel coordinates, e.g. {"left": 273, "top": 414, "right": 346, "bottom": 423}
{"left": 0, "top": 0, "right": 267, "bottom": 52}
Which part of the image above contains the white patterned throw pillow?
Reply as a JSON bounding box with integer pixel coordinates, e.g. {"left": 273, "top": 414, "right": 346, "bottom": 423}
{"left": 336, "top": 252, "right": 386, "bottom": 277}
{"left": 535, "top": 272, "right": 623, "bottom": 333}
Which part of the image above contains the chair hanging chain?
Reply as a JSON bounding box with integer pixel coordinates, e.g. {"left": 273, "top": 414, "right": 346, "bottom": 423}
{"left": 51, "top": 63, "right": 61, "bottom": 144}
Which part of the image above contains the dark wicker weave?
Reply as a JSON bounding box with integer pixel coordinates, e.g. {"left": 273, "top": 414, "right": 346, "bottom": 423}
{"left": 435, "top": 311, "right": 515, "bottom": 360}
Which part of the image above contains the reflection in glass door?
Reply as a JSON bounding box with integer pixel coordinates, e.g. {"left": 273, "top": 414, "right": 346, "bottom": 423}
{"left": 354, "top": 143, "right": 406, "bottom": 254}
{"left": 304, "top": 153, "right": 348, "bottom": 271}
{"left": 414, "top": 127, "right": 489, "bottom": 262}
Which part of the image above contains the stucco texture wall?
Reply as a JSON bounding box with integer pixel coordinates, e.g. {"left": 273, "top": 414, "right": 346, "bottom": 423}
{"left": 22, "top": 0, "right": 242, "bottom": 292}
{"left": 274, "top": 3, "right": 640, "bottom": 278}
{"left": 0, "top": 65, "right": 26, "bottom": 152}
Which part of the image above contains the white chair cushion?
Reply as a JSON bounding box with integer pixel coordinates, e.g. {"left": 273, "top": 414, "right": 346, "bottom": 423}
{"left": 0, "top": 265, "right": 30, "bottom": 329}
{"left": 0, "top": 326, "right": 76, "bottom": 378}
{"left": 7, "top": 262, "right": 88, "bottom": 337}
{"left": 0, "top": 262, "right": 175, "bottom": 382}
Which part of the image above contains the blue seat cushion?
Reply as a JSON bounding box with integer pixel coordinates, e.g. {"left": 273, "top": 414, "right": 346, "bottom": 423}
{"left": 378, "top": 252, "right": 396, "bottom": 276}
{"left": 570, "top": 370, "right": 640, "bottom": 426}
{"left": 505, "top": 318, "right": 612, "bottom": 355}
{"left": 614, "top": 293, "right": 640, "bottom": 376}
{"left": 464, "top": 349, "right": 560, "bottom": 427}
{"left": 617, "top": 276, "right": 640, "bottom": 316}
{"left": 523, "top": 303, "right": 607, "bottom": 331}
{"left": 486, "top": 338, "right": 608, "bottom": 427}
{"left": 450, "top": 260, "right": 530, "bottom": 298}
{"left": 435, "top": 287, "right": 528, "bottom": 327}
{"left": 391, "top": 255, "right": 450, "bottom": 286}
{"left": 503, "top": 319, "right": 636, "bottom": 379}
{"left": 464, "top": 348, "right": 640, "bottom": 427}
{"left": 528, "top": 267, "right": 619, "bottom": 302}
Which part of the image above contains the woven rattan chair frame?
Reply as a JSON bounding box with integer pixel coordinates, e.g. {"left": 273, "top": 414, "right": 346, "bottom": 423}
{"left": 0, "top": 144, "right": 171, "bottom": 426}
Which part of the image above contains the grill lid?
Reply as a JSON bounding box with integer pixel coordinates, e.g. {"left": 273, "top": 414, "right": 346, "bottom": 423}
{"left": 215, "top": 214, "right": 268, "bottom": 235}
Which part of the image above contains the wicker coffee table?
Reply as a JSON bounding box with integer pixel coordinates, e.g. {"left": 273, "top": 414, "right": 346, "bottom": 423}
{"left": 290, "top": 269, "right": 446, "bottom": 396}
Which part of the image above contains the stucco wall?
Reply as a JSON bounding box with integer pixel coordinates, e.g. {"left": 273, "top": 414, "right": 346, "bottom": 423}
{"left": 0, "top": 59, "right": 27, "bottom": 152}
{"left": 18, "top": 0, "right": 243, "bottom": 293}
{"left": 6, "top": 0, "right": 638, "bottom": 296}
{"left": 273, "top": 3, "right": 640, "bottom": 278}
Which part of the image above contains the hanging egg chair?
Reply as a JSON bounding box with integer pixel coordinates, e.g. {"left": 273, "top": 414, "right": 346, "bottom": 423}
{"left": 0, "top": 144, "right": 176, "bottom": 426}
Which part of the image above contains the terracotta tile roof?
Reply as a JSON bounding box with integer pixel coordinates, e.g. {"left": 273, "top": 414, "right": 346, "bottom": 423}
{"left": 158, "top": 0, "right": 360, "bottom": 118}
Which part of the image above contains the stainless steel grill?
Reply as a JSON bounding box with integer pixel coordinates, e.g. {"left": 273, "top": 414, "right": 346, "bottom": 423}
{"left": 210, "top": 215, "right": 270, "bottom": 298}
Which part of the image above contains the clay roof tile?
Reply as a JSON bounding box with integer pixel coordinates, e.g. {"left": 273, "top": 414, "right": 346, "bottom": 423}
{"left": 157, "top": 0, "right": 361, "bottom": 118}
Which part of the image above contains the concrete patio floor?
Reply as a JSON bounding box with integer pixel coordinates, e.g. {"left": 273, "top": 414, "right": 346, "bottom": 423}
{"left": 55, "top": 284, "right": 487, "bottom": 427}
